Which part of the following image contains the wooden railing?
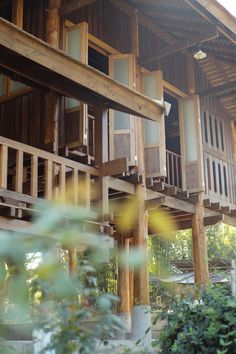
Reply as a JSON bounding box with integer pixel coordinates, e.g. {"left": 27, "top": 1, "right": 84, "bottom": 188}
{"left": 0, "top": 136, "right": 99, "bottom": 209}
{"left": 165, "top": 150, "right": 182, "bottom": 189}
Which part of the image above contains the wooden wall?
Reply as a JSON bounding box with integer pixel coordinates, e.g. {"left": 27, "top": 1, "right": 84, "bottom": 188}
{"left": 195, "top": 63, "right": 235, "bottom": 204}
{"left": 139, "top": 22, "right": 189, "bottom": 93}
{"left": 71, "top": 0, "right": 132, "bottom": 53}
{"left": 0, "top": 90, "right": 48, "bottom": 149}
{"left": 23, "top": 0, "right": 48, "bottom": 40}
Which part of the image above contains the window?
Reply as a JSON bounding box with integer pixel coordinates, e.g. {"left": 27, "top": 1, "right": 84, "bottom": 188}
{"left": 0, "top": 75, "right": 28, "bottom": 100}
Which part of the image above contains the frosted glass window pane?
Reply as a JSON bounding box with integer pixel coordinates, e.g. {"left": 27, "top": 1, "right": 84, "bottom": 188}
{"left": 10, "top": 80, "right": 26, "bottom": 92}
{"left": 0, "top": 75, "right": 4, "bottom": 95}
{"left": 144, "top": 120, "right": 160, "bottom": 145}
{"left": 113, "top": 59, "right": 129, "bottom": 86}
{"left": 114, "top": 111, "right": 130, "bottom": 130}
{"left": 67, "top": 28, "right": 81, "bottom": 61}
{"left": 142, "top": 76, "right": 157, "bottom": 100}
{"left": 183, "top": 99, "right": 197, "bottom": 161}
{"left": 113, "top": 58, "right": 130, "bottom": 130}
{"left": 65, "top": 97, "right": 80, "bottom": 110}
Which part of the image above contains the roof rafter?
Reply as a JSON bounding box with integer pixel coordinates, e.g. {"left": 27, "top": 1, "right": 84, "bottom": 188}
{"left": 139, "top": 28, "right": 218, "bottom": 65}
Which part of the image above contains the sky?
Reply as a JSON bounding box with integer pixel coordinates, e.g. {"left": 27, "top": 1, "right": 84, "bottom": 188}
{"left": 217, "top": 0, "right": 236, "bottom": 17}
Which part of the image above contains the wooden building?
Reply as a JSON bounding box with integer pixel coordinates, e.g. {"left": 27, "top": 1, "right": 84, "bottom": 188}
{"left": 0, "top": 0, "right": 236, "bottom": 343}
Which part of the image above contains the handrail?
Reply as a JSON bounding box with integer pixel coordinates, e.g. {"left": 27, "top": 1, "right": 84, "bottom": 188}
{"left": 0, "top": 136, "right": 98, "bottom": 208}
{"left": 166, "top": 149, "right": 182, "bottom": 189}
{"left": 0, "top": 136, "right": 99, "bottom": 176}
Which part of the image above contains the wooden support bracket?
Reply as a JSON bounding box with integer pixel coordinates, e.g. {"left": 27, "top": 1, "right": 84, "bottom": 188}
{"left": 101, "top": 158, "right": 128, "bottom": 177}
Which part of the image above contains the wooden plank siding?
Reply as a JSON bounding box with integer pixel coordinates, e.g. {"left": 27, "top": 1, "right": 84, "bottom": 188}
{"left": 195, "top": 63, "right": 236, "bottom": 205}
{"left": 0, "top": 90, "right": 48, "bottom": 149}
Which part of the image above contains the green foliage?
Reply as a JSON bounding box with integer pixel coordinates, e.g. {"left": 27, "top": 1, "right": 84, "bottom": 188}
{"left": 149, "top": 224, "right": 236, "bottom": 275}
{"left": 158, "top": 286, "right": 236, "bottom": 354}
{"left": 0, "top": 201, "right": 124, "bottom": 354}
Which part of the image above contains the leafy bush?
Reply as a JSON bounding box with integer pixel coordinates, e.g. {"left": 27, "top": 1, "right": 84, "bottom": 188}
{"left": 0, "top": 201, "right": 124, "bottom": 354}
{"left": 158, "top": 286, "right": 236, "bottom": 354}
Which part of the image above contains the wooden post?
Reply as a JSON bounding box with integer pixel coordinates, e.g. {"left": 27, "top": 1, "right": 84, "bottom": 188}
{"left": 94, "top": 103, "right": 109, "bottom": 216}
{"left": 68, "top": 247, "right": 77, "bottom": 275}
{"left": 231, "top": 260, "right": 236, "bottom": 297}
{"left": 47, "top": 0, "right": 61, "bottom": 48}
{"left": 45, "top": 0, "right": 61, "bottom": 154}
{"left": 117, "top": 235, "right": 130, "bottom": 314}
{"left": 187, "top": 53, "right": 196, "bottom": 95}
{"left": 12, "top": 0, "right": 23, "bottom": 28}
{"left": 133, "top": 183, "right": 150, "bottom": 305}
{"left": 192, "top": 192, "right": 209, "bottom": 286}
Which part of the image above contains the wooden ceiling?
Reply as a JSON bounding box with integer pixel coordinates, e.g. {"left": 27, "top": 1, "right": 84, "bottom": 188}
{"left": 126, "top": 0, "right": 236, "bottom": 120}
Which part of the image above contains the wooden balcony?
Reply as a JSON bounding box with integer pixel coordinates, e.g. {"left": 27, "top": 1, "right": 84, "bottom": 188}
{"left": 0, "top": 136, "right": 99, "bottom": 213}
{"left": 165, "top": 150, "right": 182, "bottom": 189}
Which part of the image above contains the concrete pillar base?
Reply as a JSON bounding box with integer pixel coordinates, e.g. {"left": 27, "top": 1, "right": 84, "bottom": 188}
{"left": 131, "top": 305, "right": 152, "bottom": 347}
{"left": 116, "top": 312, "right": 131, "bottom": 339}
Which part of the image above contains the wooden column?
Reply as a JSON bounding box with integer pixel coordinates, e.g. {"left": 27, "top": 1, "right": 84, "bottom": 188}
{"left": 133, "top": 183, "right": 149, "bottom": 305}
{"left": 94, "top": 103, "right": 109, "bottom": 216}
{"left": 187, "top": 53, "right": 196, "bottom": 95}
{"left": 45, "top": 0, "right": 61, "bottom": 154}
{"left": 117, "top": 235, "right": 130, "bottom": 314}
{"left": 68, "top": 247, "right": 77, "bottom": 275}
{"left": 130, "top": 9, "right": 149, "bottom": 307}
{"left": 192, "top": 192, "right": 209, "bottom": 286}
{"left": 47, "top": 0, "right": 61, "bottom": 48}
{"left": 12, "top": 0, "right": 23, "bottom": 28}
{"left": 129, "top": 239, "right": 134, "bottom": 311}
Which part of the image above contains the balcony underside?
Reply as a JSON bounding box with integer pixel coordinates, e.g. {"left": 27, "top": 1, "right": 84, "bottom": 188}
{"left": 0, "top": 136, "right": 235, "bottom": 232}
{"left": 0, "top": 18, "right": 164, "bottom": 122}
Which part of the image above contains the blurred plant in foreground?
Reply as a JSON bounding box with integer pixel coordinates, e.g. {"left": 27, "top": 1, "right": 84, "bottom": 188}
{"left": 0, "top": 201, "right": 124, "bottom": 354}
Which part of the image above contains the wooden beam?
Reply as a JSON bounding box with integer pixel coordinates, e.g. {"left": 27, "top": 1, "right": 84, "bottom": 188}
{"left": 204, "top": 214, "right": 223, "bottom": 227}
{"left": 60, "top": 0, "right": 96, "bottom": 17}
{"left": 108, "top": 176, "right": 135, "bottom": 194}
{"left": 184, "top": 0, "right": 236, "bottom": 45}
{"left": 145, "top": 197, "right": 165, "bottom": 210}
{"left": 139, "top": 29, "right": 218, "bottom": 65}
{"left": 146, "top": 189, "right": 196, "bottom": 214}
{"left": 101, "top": 158, "right": 128, "bottom": 177}
{"left": 195, "top": 0, "right": 236, "bottom": 35}
{"left": 12, "top": 0, "right": 23, "bottom": 28}
{"left": 198, "top": 80, "right": 236, "bottom": 97}
{"left": 111, "top": 0, "right": 174, "bottom": 44}
{"left": 0, "top": 18, "right": 164, "bottom": 121}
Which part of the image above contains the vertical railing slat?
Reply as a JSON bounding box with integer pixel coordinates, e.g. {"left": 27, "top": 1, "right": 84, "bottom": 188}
{"left": 31, "top": 155, "right": 38, "bottom": 197}
{"left": 72, "top": 168, "right": 79, "bottom": 205}
{"left": 59, "top": 164, "right": 66, "bottom": 198}
{"left": 0, "top": 145, "right": 8, "bottom": 189}
{"left": 15, "top": 150, "right": 24, "bottom": 193}
{"left": 45, "top": 160, "right": 53, "bottom": 200}
{"left": 85, "top": 172, "right": 91, "bottom": 209}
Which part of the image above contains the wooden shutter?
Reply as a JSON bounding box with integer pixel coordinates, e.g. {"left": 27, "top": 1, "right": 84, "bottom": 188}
{"left": 109, "top": 54, "right": 136, "bottom": 165}
{"left": 179, "top": 95, "right": 204, "bottom": 192}
{"left": 64, "top": 22, "right": 88, "bottom": 148}
{"left": 142, "top": 70, "right": 166, "bottom": 178}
